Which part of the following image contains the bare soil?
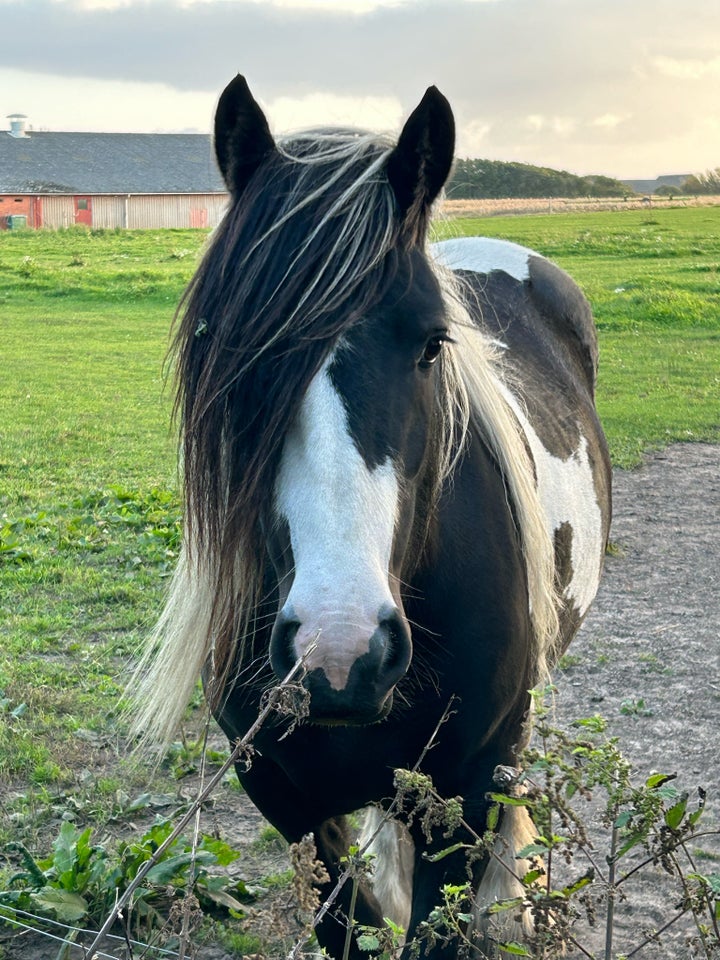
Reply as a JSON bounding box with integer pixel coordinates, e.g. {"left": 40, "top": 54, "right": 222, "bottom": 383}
{"left": 2, "top": 443, "right": 718, "bottom": 959}
{"left": 553, "top": 442, "right": 720, "bottom": 957}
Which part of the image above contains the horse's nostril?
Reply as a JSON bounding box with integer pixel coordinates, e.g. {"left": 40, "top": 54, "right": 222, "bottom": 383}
{"left": 269, "top": 611, "right": 301, "bottom": 678}
{"left": 377, "top": 609, "right": 412, "bottom": 677}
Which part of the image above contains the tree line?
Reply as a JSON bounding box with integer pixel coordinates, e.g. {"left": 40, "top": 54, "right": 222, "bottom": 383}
{"left": 446, "top": 159, "right": 720, "bottom": 199}
{"left": 446, "top": 158, "right": 628, "bottom": 199}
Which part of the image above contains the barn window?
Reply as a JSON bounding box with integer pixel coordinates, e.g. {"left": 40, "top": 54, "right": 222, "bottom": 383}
{"left": 77, "top": 198, "right": 88, "bottom": 210}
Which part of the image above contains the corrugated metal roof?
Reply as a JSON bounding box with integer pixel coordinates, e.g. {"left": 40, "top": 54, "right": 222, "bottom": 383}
{"left": 0, "top": 131, "right": 226, "bottom": 194}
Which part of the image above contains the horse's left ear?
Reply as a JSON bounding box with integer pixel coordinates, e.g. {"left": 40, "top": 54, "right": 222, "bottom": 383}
{"left": 214, "top": 74, "right": 277, "bottom": 197}
{"left": 386, "top": 86, "right": 455, "bottom": 241}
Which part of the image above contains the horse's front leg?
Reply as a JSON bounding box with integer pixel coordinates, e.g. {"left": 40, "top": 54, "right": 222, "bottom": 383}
{"left": 403, "top": 805, "right": 536, "bottom": 958}
{"left": 402, "top": 827, "right": 489, "bottom": 960}
{"left": 237, "top": 755, "right": 385, "bottom": 958}
{"left": 311, "top": 815, "right": 387, "bottom": 959}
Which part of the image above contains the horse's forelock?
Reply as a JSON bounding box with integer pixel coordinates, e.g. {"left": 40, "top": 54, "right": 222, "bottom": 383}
{"left": 171, "top": 130, "right": 408, "bottom": 700}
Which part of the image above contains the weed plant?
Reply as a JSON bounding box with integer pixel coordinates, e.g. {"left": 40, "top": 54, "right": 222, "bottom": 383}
{"left": 288, "top": 689, "right": 719, "bottom": 959}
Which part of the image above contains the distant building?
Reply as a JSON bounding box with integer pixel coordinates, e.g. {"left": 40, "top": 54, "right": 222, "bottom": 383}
{"left": 0, "top": 114, "right": 228, "bottom": 230}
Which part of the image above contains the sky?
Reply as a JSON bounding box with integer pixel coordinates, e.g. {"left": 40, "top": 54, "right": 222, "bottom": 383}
{"left": 2, "top": 0, "right": 719, "bottom": 180}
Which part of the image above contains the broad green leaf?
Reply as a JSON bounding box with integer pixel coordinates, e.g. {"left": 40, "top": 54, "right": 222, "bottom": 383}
{"left": 664, "top": 794, "right": 688, "bottom": 830}
{"left": 517, "top": 843, "right": 548, "bottom": 859}
{"left": 571, "top": 715, "right": 607, "bottom": 732}
{"left": 686, "top": 872, "right": 720, "bottom": 895}
{"left": 200, "top": 837, "right": 241, "bottom": 867}
{"left": 487, "top": 793, "right": 531, "bottom": 807}
{"left": 646, "top": 772, "right": 676, "bottom": 790}
{"left": 32, "top": 888, "right": 88, "bottom": 923}
{"left": 74, "top": 828, "right": 94, "bottom": 869}
{"left": 488, "top": 896, "right": 524, "bottom": 914}
{"left": 425, "top": 842, "right": 467, "bottom": 863}
{"left": 52, "top": 822, "right": 80, "bottom": 876}
{"left": 615, "top": 831, "right": 644, "bottom": 860}
{"left": 357, "top": 934, "right": 380, "bottom": 951}
{"left": 200, "top": 886, "right": 244, "bottom": 911}
{"left": 561, "top": 874, "right": 593, "bottom": 897}
{"left": 144, "top": 850, "right": 214, "bottom": 884}
{"left": 486, "top": 803, "right": 500, "bottom": 832}
{"left": 499, "top": 941, "right": 532, "bottom": 956}
{"left": 614, "top": 811, "right": 634, "bottom": 829}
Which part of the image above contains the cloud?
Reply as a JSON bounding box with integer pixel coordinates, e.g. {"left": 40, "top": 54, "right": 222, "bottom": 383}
{"left": 2, "top": 0, "right": 719, "bottom": 176}
{"left": 592, "top": 114, "right": 632, "bottom": 131}
{"left": 265, "top": 92, "right": 403, "bottom": 133}
{"left": 651, "top": 54, "right": 720, "bottom": 81}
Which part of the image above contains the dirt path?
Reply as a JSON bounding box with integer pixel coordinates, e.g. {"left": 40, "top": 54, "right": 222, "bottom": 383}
{"left": 553, "top": 442, "right": 720, "bottom": 957}
{"left": 557, "top": 443, "right": 719, "bottom": 788}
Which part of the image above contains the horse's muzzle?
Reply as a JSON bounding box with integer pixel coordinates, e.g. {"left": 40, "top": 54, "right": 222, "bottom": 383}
{"left": 269, "top": 606, "right": 412, "bottom": 724}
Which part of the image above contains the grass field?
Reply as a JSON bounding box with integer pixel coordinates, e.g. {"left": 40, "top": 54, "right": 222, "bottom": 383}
{"left": 0, "top": 208, "right": 718, "bottom": 954}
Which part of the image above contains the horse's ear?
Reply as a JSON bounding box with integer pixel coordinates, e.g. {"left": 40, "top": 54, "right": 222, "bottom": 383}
{"left": 214, "top": 75, "right": 277, "bottom": 197}
{"left": 386, "top": 86, "right": 455, "bottom": 241}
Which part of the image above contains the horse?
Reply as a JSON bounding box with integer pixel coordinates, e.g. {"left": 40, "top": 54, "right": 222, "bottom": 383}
{"left": 132, "top": 75, "right": 612, "bottom": 957}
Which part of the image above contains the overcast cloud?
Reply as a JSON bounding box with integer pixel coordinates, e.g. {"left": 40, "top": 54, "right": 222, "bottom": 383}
{"left": 2, "top": 0, "right": 719, "bottom": 178}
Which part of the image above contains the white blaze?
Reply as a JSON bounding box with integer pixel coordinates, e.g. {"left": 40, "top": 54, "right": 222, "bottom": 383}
{"left": 274, "top": 357, "right": 399, "bottom": 689}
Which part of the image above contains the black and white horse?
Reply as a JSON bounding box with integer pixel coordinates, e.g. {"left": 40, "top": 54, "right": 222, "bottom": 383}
{"left": 133, "top": 76, "right": 611, "bottom": 957}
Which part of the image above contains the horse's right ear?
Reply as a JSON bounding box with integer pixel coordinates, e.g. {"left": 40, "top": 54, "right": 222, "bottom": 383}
{"left": 386, "top": 86, "right": 455, "bottom": 243}
{"left": 214, "top": 75, "right": 277, "bottom": 197}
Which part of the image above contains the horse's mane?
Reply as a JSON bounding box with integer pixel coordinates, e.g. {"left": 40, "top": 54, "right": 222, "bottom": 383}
{"left": 130, "top": 128, "right": 559, "bottom": 747}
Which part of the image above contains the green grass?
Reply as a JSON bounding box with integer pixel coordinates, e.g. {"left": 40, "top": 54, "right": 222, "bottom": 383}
{"left": 0, "top": 227, "right": 200, "bottom": 502}
{"left": 0, "top": 214, "right": 718, "bottom": 951}
{"left": 0, "top": 229, "right": 202, "bottom": 844}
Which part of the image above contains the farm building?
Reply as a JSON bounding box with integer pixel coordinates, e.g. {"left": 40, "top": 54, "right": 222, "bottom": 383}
{"left": 0, "top": 114, "right": 228, "bottom": 229}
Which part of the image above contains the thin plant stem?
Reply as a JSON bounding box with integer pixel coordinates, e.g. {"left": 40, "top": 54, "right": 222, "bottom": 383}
{"left": 178, "top": 719, "right": 210, "bottom": 960}
{"left": 604, "top": 823, "right": 618, "bottom": 960}
{"left": 342, "top": 875, "right": 360, "bottom": 960}
{"left": 565, "top": 931, "right": 597, "bottom": 959}
{"left": 673, "top": 843, "right": 717, "bottom": 959}
{"left": 617, "top": 830, "right": 720, "bottom": 888}
{"left": 624, "top": 907, "right": 690, "bottom": 958}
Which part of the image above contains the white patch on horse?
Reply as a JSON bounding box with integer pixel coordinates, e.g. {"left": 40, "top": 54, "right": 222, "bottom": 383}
{"left": 275, "top": 356, "right": 399, "bottom": 690}
{"left": 471, "top": 803, "right": 538, "bottom": 949}
{"left": 503, "top": 392, "right": 604, "bottom": 617}
{"left": 432, "top": 236, "right": 539, "bottom": 283}
{"left": 359, "top": 807, "right": 414, "bottom": 932}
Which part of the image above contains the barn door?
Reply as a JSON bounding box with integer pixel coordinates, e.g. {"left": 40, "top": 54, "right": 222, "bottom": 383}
{"left": 190, "top": 207, "right": 208, "bottom": 228}
{"left": 74, "top": 197, "right": 93, "bottom": 226}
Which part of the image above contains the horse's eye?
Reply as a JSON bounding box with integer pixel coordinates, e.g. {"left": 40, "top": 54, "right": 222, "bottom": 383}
{"left": 420, "top": 335, "right": 448, "bottom": 368}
